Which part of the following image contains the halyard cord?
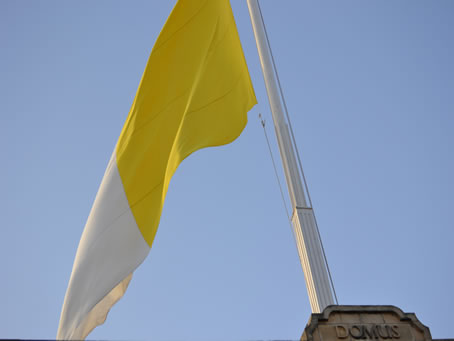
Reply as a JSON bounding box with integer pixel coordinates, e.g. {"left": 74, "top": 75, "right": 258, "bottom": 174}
{"left": 259, "top": 114, "right": 295, "bottom": 242}
{"left": 259, "top": 114, "right": 292, "bottom": 223}
{"left": 256, "top": 0, "right": 339, "bottom": 306}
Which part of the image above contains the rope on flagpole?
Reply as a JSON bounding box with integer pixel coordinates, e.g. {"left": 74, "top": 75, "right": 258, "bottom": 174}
{"left": 259, "top": 113, "right": 292, "bottom": 224}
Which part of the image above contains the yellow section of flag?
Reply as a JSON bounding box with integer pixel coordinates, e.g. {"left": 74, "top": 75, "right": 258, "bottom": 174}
{"left": 57, "top": 1, "right": 255, "bottom": 339}
{"left": 116, "top": 0, "right": 256, "bottom": 245}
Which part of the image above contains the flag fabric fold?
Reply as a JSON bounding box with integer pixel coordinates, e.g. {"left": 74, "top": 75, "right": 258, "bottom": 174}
{"left": 57, "top": 0, "right": 256, "bottom": 339}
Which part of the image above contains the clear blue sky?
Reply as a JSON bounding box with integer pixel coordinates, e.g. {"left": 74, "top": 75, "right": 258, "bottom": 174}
{"left": 1, "top": 1, "right": 453, "bottom": 340}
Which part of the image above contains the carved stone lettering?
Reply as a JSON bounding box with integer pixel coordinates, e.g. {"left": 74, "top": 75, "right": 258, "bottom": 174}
{"left": 392, "top": 325, "right": 401, "bottom": 338}
{"left": 350, "top": 325, "right": 363, "bottom": 339}
{"left": 336, "top": 325, "right": 349, "bottom": 339}
{"left": 301, "top": 305, "right": 432, "bottom": 341}
{"left": 334, "top": 324, "right": 400, "bottom": 340}
{"left": 377, "top": 325, "right": 391, "bottom": 339}
{"left": 363, "top": 325, "right": 379, "bottom": 339}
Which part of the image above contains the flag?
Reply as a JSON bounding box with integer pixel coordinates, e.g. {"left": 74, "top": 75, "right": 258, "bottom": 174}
{"left": 57, "top": 0, "right": 256, "bottom": 339}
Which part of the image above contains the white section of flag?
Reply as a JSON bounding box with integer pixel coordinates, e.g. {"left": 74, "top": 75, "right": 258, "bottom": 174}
{"left": 57, "top": 152, "right": 150, "bottom": 340}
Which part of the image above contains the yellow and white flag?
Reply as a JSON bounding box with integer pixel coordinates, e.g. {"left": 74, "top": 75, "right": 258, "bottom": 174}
{"left": 57, "top": 0, "right": 256, "bottom": 339}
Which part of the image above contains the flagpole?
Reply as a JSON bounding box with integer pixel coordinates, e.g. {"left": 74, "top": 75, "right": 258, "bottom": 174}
{"left": 247, "top": 0, "right": 335, "bottom": 313}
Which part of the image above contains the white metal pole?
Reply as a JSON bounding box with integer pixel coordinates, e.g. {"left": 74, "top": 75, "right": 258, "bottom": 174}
{"left": 247, "top": 0, "right": 335, "bottom": 313}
